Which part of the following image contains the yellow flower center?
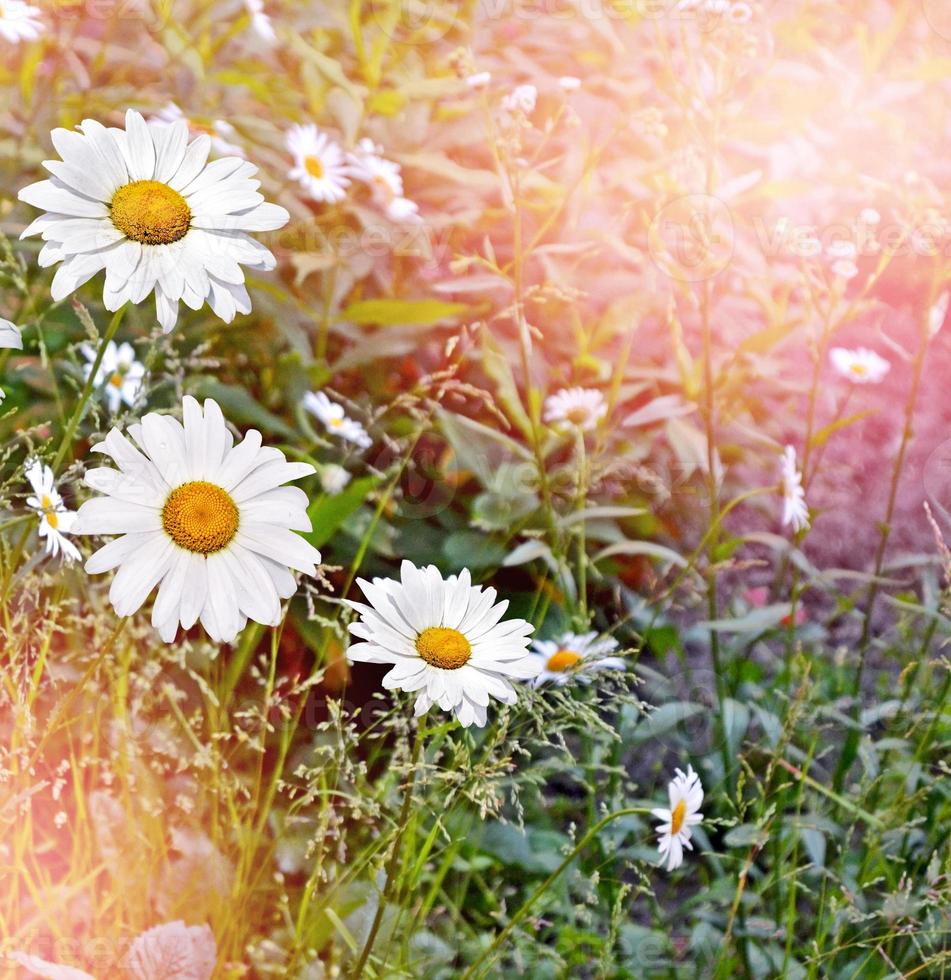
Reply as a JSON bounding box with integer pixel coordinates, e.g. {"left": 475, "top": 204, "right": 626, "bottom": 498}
{"left": 162, "top": 481, "right": 239, "bottom": 555}
{"left": 304, "top": 155, "right": 325, "bottom": 179}
{"left": 110, "top": 180, "right": 191, "bottom": 246}
{"left": 670, "top": 799, "right": 686, "bottom": 836}
{"left": 850, "top": 363, "right": 868, "bottom": 377}
{"left": 109, "top": 372, "right": 124, "bottom": 388}
{"left": 41, "top": 494, "right": 58, "bottom": 530}
{"left": 546, "top": 649, "right": 582, "bottom": 672}
{"left": 565, "top": 406, "right": 590, "bottom": 425}
{"left": 415, "top": 626, "right": 471, "bottom": 670}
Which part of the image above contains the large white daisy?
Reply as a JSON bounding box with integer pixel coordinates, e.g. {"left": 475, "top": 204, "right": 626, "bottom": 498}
{"left": 80, "top": 339, "right": 145, "bottom": 414}
{"left": 0, "top": 318, "right": 23, "bottom": 349}
{"left": 18, "top": 109, "right": 289, "bottom": 333}
{"left": 74, "top": 395, "right": 322, "bottom": 644}
{"left": 25, "top": 459, "right": 81, "bottom": 563}
{"left": 652, "top": 765, "right": 704, "bottom": 872}
{"left": 0, "top": 0, "right": 43, "bottom": 43}
{"left": 529, "top": 630, "right": 625, "bottom": 687}
{"left": 286, "top": 125, "right": 350, "bottom": 204}
{"left": 347, "top": 560, "right": 540, "bottom": 728}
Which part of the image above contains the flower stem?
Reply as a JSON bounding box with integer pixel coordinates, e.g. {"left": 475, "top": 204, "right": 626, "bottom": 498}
{"left": 52, "top": 303, "right": 127, "bottom": 473}
{"left": 352, "top": 723, "right": 424, "bottom": 977}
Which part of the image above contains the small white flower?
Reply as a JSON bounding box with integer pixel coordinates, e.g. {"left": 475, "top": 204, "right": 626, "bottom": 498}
{"left": 529, "top": 631, "right": 624, "bottom": 687}
{"left": 466, "top": 71, "right": 491, "bottom": 89}
{"left": 0, "top": 0, "right": 43, "bottom": 44}
{"left": 558, "top": 75, "right": 581, "bottom": 92}
{"left": 348, "top": 138, "right": 419, "bottom": 221}
{"left": 346, "top": 560, "right": 539, "bottom": 727}
{"left": 502, "top": 84, "right": 537, "bottom": 115}
{"left": 25, "top": 459, "right": 81, "bottom": 563}
{"left": 544, "top": 387, "right": 607, "bottom": 432}
{"left": 652, "top": 765, "right": 704, "bottom": 871}
{"left": 320, "top": 463, "right": 351, "bottom": 495}
{"left": 0, "top": 318, "right": 23, "bottom": 349}
{"left": 831, "top": 259, "right": 859, "bottom": 280}
{"left": 152, "top": 103, "right": 245, "bottom": 158}
{"left": 780, "top": 445, "right": 809, "bottom": 533}
{"left": 728, "top": 1, "right": 752, "bottom": 23}
{"left": 74, "top": 395, "right": 322, "bottom": 644}
{"left": 304, "top": 391, "right": 372, "bottom": 449}
{"left": 80, "top": 339, "right": 145, "bottom": 413}
{"left": 286, "top": 124, "right": 350, "bottom": 204}
{"left": 244, "top": 0, "right": 276, "bottom": 43}
{"left": 18, "top": 109, "right": 289, "bottom": 334}
{"left": 829, "top": 346, "right": 890, "bottom": 385}
{"left": 860, "top": 207, "right": 881, "bottom": 225}
{"left": 929, "top": 291, "right": 950, "bottom": 338}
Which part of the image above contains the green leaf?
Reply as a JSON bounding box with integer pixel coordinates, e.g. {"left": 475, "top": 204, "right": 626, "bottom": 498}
{"left": 340, "top": 298, "right": 470, "bottom": 327}
{"left": 189, "top": 379, "right": 296, "bottom": 437}
{"left": 442, "top": 530, "right": 507, "bottom": 572}
{"left": 305, "top": 475, "right": 379, "bottom": 549}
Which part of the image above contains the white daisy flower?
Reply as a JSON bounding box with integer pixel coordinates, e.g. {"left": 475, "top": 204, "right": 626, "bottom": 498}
{"left": 544, "top": 387, "right": 607, "bottom": 432}
{"left": 529, "top": 630, "right": 625, "bottom": 687}
{"left": 780, "top": 444, "right": 809, "bottom": 533}
{"left": 73, "top": 395, "right": 322, "bottom": 644}
{"left": 25, "top": 459, "right": 81, "bottom": 564}
{"left": 320, "top": 462, "right": 351, "bottom": 495}
{"left": 152, "top": 102, "right": 245, "bottom": 158}
{"left": 558, "top": 75, "right": 581, "bottom": 91}
{"left": 0, "top": 0, "right": 43, "bottom": 44}
{"left": 304, "top": 391, "right": 371, "bottom": 449}
{"left": 829, "top": 346, "right": 890, "bottom": 385}
{"left": 465, "top": 71, "right": 492, "bottom": 89}
{"left": 244, "top": 0, "right": 276, "bottom": 43}
{"left": 859, "top": 207, "right": 881, "bottom": 225}
{"left": 652, "top": 765, "right": 704, "bottom": 871}
{"left": 286, "top": 125, "right": 350, "bottom": 204}
{"left": 346, "top": 560, "right": 539, "bottom": 728}
{"left": 348, "top": 138, "right": 419, "bottom": 222}
{"left": 80, "top": 339, "right": 145, "bottom": 413}
{"left": 0, "top": 318, "right": 23, "bottom": 349}
{"left": 502, "top": 84, "right": 537, "bottom": 115}
{"left": 18, "top": 109, "right": 289, "bottom": 334}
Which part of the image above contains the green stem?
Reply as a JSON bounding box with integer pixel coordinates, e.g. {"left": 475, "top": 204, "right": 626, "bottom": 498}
{"left": 459, "top": 806, "right": 651, "bottom": 980}
{"left": 52, "top": 304, "right": 127, "bottom": 473}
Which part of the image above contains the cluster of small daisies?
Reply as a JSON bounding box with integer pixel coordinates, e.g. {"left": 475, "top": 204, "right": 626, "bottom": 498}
{"left": 1, "top": 107, "right": 705, "bottom": 875}
{"left": 286, "top": 126, "right": 419, "bottom": 221}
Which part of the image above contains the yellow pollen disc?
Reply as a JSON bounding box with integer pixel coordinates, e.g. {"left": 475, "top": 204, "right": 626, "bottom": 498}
{"left": 546, "top": 649, "right": 582, "bottom": 672}
{"left": 162, "top": 481, "right": 239, "bottom": 555}
{"left": 851, "top": 364, "right": 868, "bottom": 376}
{"left": 415, "top": 626, "right": 471, "bottom": 670}
{"left": 109, "top": 372, "right": 124, "bottom": 388}
{"left": 565, "top": 407, "right": 590, "bottom": 425}
{"left": 304, "top": 155, "right": 325, "bottom": 179}
{"left": 41, "top": 495, "right": 59, "bottom": 529}
{"left": 110, "top": 180, "right": 191, "bottom": 245}
{"left": 670, "top": 799, "right": 687, "bottom": 836}
{"left": 329, "top": 417, "right": 344, "bottom": 428}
